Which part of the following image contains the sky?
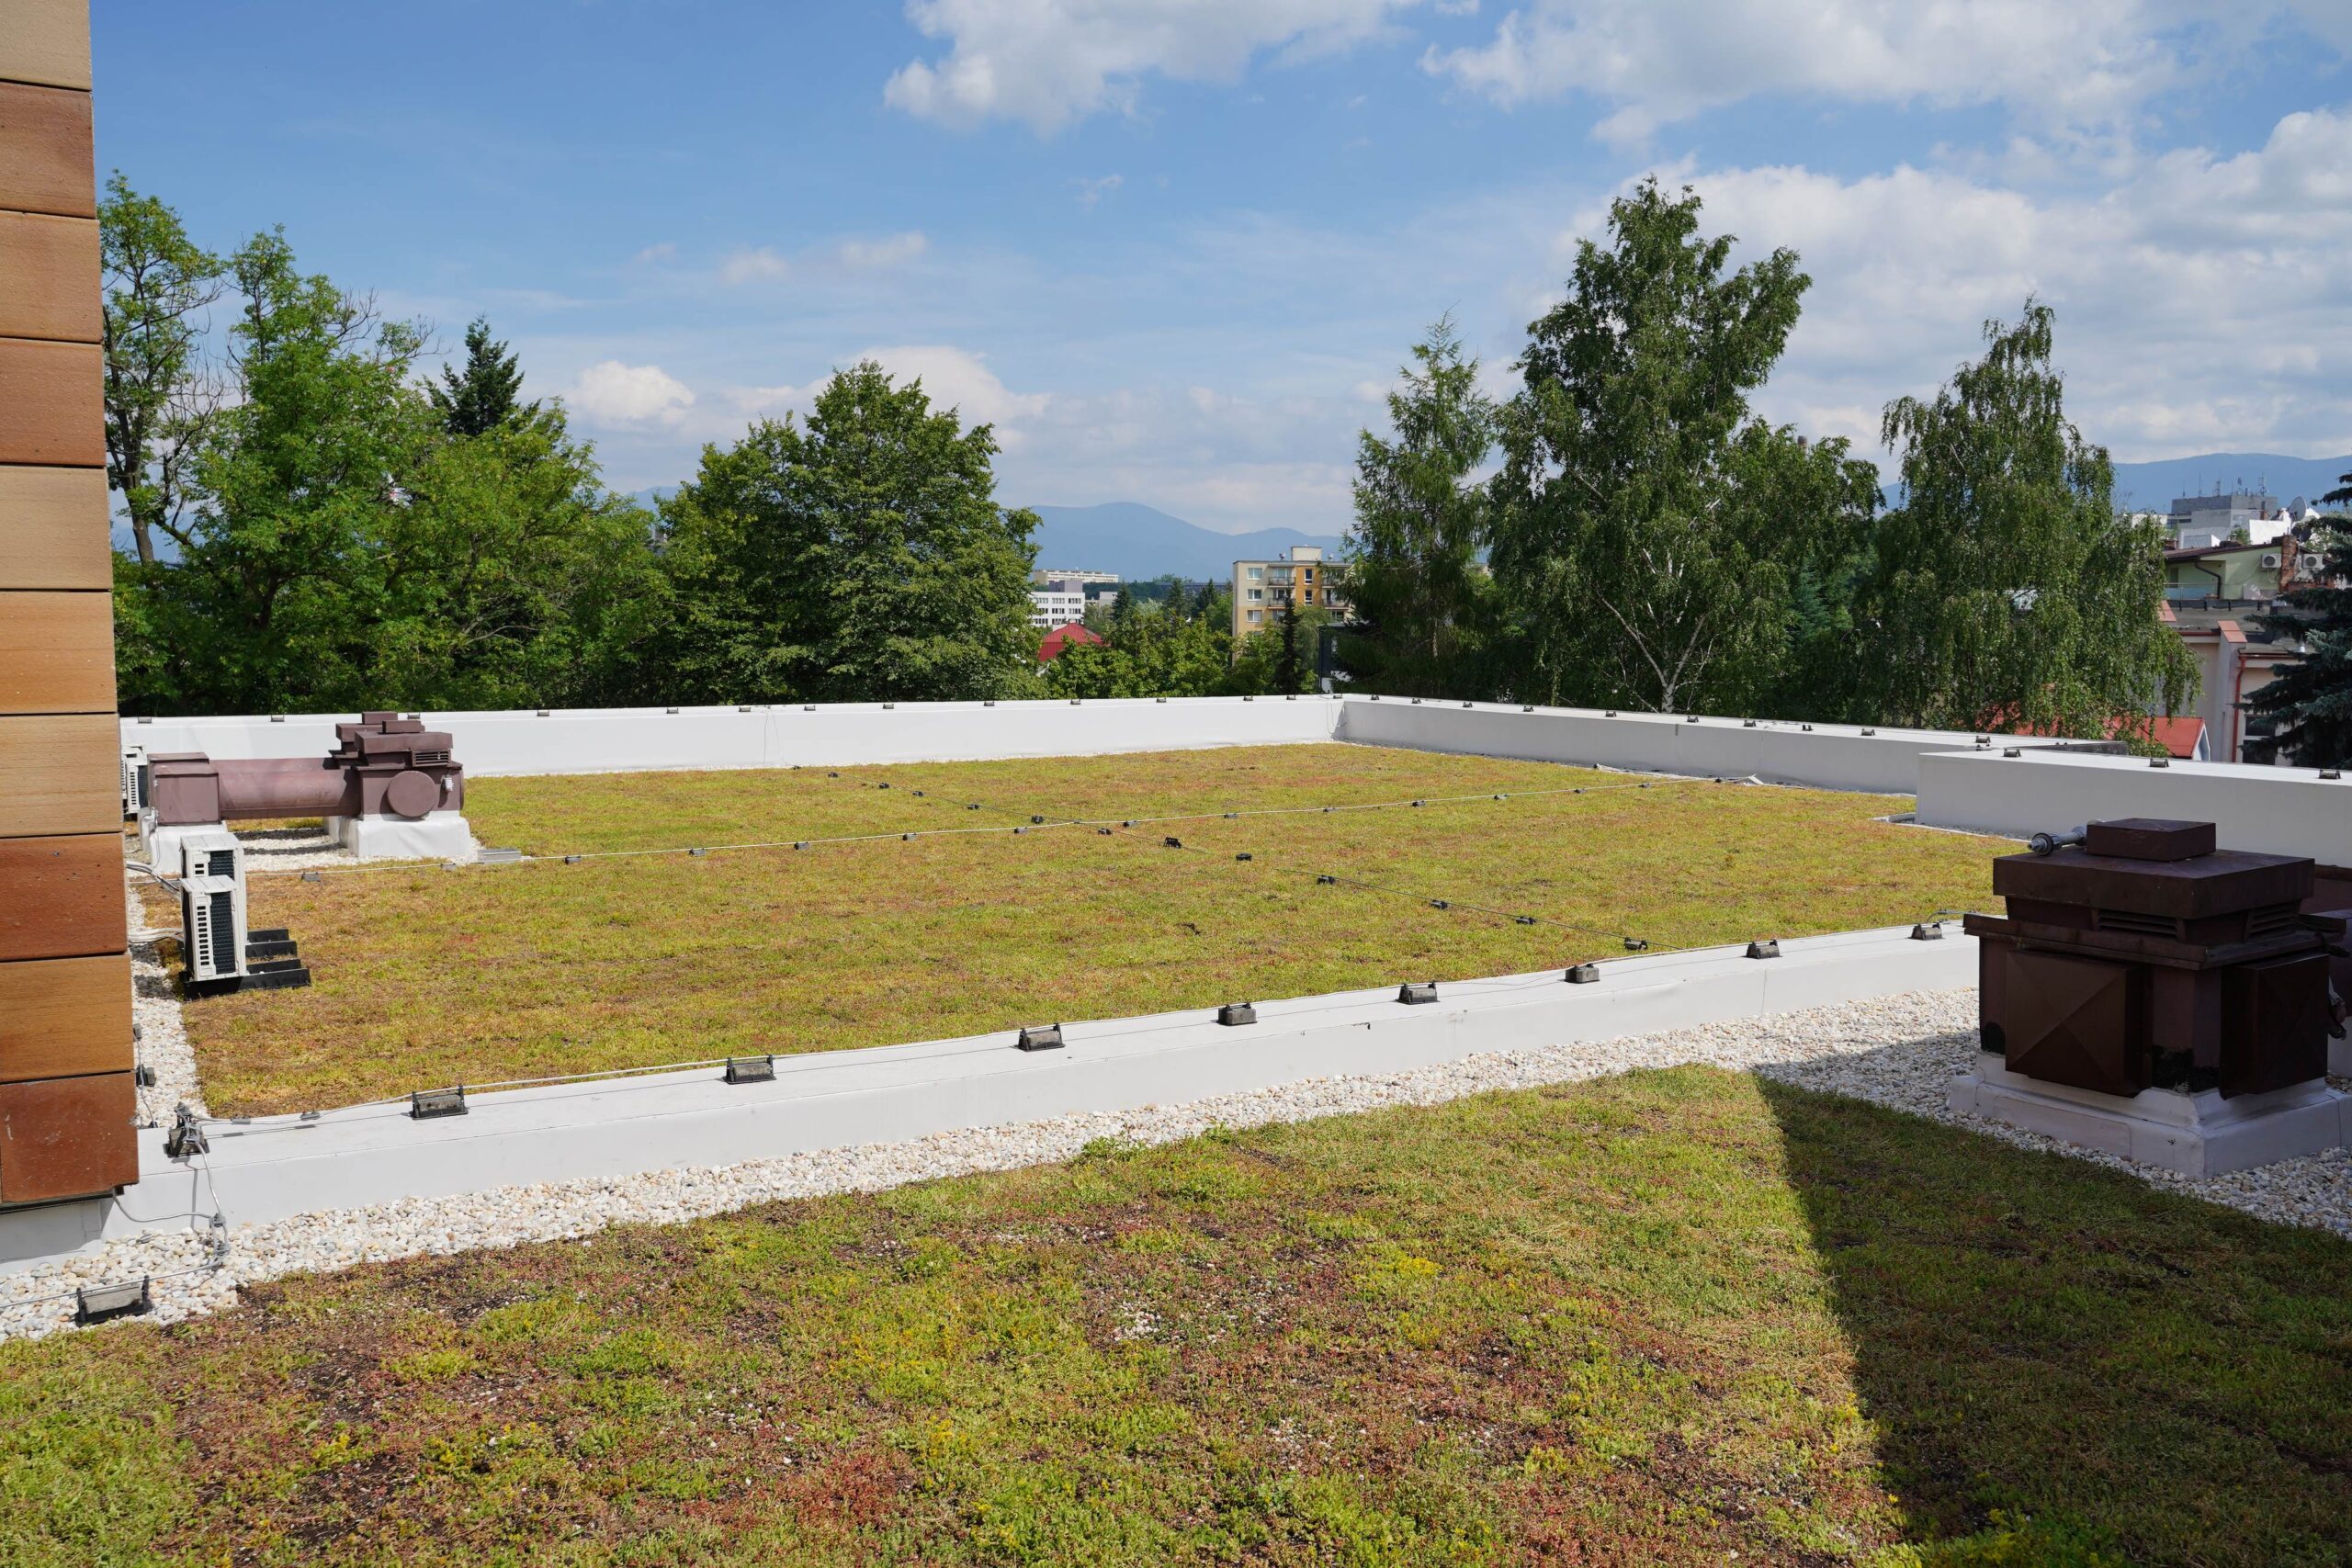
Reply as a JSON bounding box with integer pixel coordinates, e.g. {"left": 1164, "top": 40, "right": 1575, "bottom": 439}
{"left": 92, "top": 1, "right": 2352, "bottom": 536}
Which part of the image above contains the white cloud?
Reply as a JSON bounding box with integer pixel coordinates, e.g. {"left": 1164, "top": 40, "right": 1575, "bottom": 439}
{"left": 562, "top": 361, "right": 697, "bottom": 425}
{"left": 862, "top": 344, "right": 1052, "bottom": 441}
{"left": 1602, "top": 107, "right": 2352, "bottom": 459}
{"left": 718, "top": 246, "right": 791, "bottom": 286}
{"left": 695, "top": 346, "right": 1050, "bottom": 448}
{"left": 1074, "top": 174, "right": 1124, "bottom": 209}
{"left": 631, "top": 242, "right": 678, "bottom": 265}
{"left": 834, "top": 231, "right": 930, "bottom": 268}
{"left": 884, "top": 0, "right": 1419, "bottom": 133}
{"left": 1423, "top": 1, "right": 2329, "bottom": 147}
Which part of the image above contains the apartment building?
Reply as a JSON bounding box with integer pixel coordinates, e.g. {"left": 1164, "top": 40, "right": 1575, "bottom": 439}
{"left": 1230, "top": 547, "right": 1342, "bottom": 640}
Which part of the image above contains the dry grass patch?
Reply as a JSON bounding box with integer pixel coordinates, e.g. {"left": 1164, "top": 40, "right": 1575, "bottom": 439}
{"left": 167, "top": 744, "right": 2007, "bottom": 1115}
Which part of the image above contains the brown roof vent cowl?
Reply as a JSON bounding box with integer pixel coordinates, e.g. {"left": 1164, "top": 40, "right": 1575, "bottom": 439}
{"left": 1965, "top": 818, "right": 2346, "bottom": 1100}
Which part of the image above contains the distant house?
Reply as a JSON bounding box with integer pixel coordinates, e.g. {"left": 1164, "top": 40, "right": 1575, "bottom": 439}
{"left": 1036, "top": 623, "right": 1102, "bottom": 663}
{"left": 2163, "top": 539, "right": 2299, "bottom": 604}
{"left": 1230, "top": 547, "right": 1346, "bottom": 640}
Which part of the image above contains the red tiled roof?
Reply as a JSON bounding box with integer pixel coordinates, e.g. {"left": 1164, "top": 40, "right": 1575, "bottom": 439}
{"left": 1036, "top": 622, "right": 1103, "bottom": 662}
{"left": 2140, "top": 716, "right": 2207, "bottom": 759}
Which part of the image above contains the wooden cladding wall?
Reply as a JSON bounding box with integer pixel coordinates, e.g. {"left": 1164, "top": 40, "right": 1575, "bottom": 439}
{"left": 0, "top": 211, "right": 99, "bottom": 341}
{"left": 0, "top": 0, "right": 96, "bottom": 92}
{"left": 0, "top": 465, "right": 107, "bottom": 589}
{"left": 0, "top": 712, "right": 121, "bottom": 836}
{"left": 0, "top": 2, "right": 133, "bottom": 1207}
{"left": 0, "top": 81, "right": 95, "bottom": 218}
{"left": 0, "top": 953, "right": 132, "bottom": 1080}
{"left": 0, "top": 588, "right": 115, "bottom": 712}
{"left": 0, "top": 336, "right": 104, "bottom": 464}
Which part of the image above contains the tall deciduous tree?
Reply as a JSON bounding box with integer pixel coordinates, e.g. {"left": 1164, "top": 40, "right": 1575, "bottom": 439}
{"left": 99, "top": 175, "right": 223, "bottom": 565}
{"left": 1856, "top": 302, "right": 2196, "bottom": 735}
{"left": 370, "top": 408, "right": 664, "bottom": 710}
{"left": 1487, "top": 180, "right": 1874, "bottom": 714}
{"left": 655, "top": 362, "right": 1039, "bottom": 703}
{"left": 121, "top": 230, "right": 433, "bottom": 711}
{"left": 1338, "top": 317, "right": 1498, "bottom": 698}
{"left": 111, "top": 218, "right": 663, "bottom": 715}
{"left": 2245, "top": 476, "right": 2352, "bottom": 766}
{"left": 429, "top": 317, "right": 535, "bottom": 436}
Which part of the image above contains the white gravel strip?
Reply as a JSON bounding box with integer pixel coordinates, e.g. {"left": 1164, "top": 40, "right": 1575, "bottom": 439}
{"left": 7, "top": 988, "right": 2349, "bottom": 1343}
{"left": 125, "top": 886, "right": 209, "bottom": 1124}
{"left": 220, "top": 824, "right": 354, "bottom": 872}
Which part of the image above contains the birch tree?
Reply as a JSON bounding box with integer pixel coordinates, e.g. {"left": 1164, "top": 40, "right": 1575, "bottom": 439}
{"left": 1487, "top": 180, "right": 1872, "bottom": 714}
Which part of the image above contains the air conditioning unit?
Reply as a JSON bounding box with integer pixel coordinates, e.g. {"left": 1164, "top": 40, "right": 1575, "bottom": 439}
{"left": 2260, "top": 552, "right": 2282, "bottom": 570}
{"left": 121, "top": 746, "right": 150, "bottom": 818}
{"left": 177, "top": 829, "right": 249, "bottom": 987}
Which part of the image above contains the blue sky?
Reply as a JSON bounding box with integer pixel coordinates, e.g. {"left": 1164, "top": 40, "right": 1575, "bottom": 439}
{"left": 94, "top": 1, "right": 2352, "bottom": 534}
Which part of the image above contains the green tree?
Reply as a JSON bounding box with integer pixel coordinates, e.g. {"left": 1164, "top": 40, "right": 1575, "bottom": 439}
{"left": 2245, "top": 476, "right": 2352, "bottom": 766}
{"left": 1856, "top": 302, "right": 2196, "bottom": 735}
{"left": 1337, "top": 317, "right": 1498, "bottom": 698}
{"left": 1226, "top": 602, "right": 1329, "bottom": 695}
{"left": 119, "top": 230, "right": 434, "bottom": 711}
{"left": 368, "top": 410, "right": 664, "bottom": 709}
{"left": 109, "top": 217, "right": 663, "bottom": 715}
{"left": 1487, "top": 180, "right": 1872, "bottom": 714}
{"left": 99, "top": 175, "right": 223, "bottom": 566}
{"left": 1041, "top": 607, "right": 1234, "bottom": 698}
{"left": 428, "top": 317, "right": 535, "bottom": 436}
{"left": 655, "top": 362, "right": 1038, "bottom": 703}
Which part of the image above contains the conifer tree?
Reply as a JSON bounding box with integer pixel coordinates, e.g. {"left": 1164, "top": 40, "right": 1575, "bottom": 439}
{"left": 2245, "top": 474, "right": 2352, "bottom": 766}
{"left": 429, "top": 317, "right": 534, "bottom": 435}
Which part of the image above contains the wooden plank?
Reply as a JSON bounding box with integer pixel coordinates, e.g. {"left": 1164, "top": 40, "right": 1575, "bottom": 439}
{"left": 0, "top": 831, "right": 122, "bottom": 960}
{"left": 0, "top": 336, "right": 101, "bottom": 465}
{"left": 0, "top": 711, "right": 119, "bottom": 836}
{"left": 0, "top": 0, "right": 92, "bottom": 91}
{"left": 0, "top": 953, "right": 130, "bottom": 1082}
{"left": 0, "top": 463, "right": 108, "bottom": 588}
{"left": 0, "top": 1072, "right": 137, "bottom": 1201}
{"left": 0, "top": 79, "right": 94, "bottom": 218}
{"left": 0, "top": 589, "right": 113, "bottom": 713}
{"left": 0, "top": 211, "right": 98, "bottom": 341}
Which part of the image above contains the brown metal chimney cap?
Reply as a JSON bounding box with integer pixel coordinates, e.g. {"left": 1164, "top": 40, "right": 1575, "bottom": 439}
{"left": 355, "top": 729, "right": 453, "bottom": 758}
{"left": 1993, "top": 844, "right": 2313, "bottom": 919}
{"left": 2084, "top": 818, "right": 2216, "bottom": 862}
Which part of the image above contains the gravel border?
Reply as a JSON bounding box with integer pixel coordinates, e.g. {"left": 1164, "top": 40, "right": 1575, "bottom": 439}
{"left": 125, "top": 888, "right": 209, "bottom": 1123}
{"left": 7, "top": 989, "right": 2348, "bottom": 1343}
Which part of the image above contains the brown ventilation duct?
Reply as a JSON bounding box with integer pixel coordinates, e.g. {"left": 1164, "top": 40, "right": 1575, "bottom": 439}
{"left": 149, "top": 714, "right": 466, "bottom": 827}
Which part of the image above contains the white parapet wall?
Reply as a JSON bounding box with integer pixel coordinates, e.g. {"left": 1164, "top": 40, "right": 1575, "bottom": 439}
{"left": 1917, "top": 750, "right": 2352, "bottom": 865}
{"left": 79, "top": 924, "right": 1968, "bottom": 1242}
{"left": 1334, "top": 698, "right": 2059, "bottom": 796}
{"left": 123, "top": 695, "right": 1349, "bottom": 778}
{"left": 123, "top": 694, "right": 2064, "bottom": 795}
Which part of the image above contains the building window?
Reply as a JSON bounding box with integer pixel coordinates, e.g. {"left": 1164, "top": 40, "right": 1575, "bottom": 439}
{"left": 1248, "top": 567, "right": 1263, "bottom": 580}
{"left": 1247, "top": 609, "right": 1262, "bottom": 623}
{"left": 1247, "top": 588, "right": 1261, "bottom": 601}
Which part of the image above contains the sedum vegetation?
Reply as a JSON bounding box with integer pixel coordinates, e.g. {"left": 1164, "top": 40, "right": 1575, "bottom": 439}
{"left": 159, "top": 745, "right": 2007, "bottom": 1116}
{"left": 4, "top": 1066, "right": 2347, "bottom": 1564}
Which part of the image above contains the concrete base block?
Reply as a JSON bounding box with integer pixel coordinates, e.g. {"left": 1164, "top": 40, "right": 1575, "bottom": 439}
{"left": 0, "top": 1196, "right": 114, "bottom": 1273}
{"left": 326, "top": 811, "right": 474, "bottom": 861}
{"left": 1949, "top": 1051, "right": 2351, "bottom": 1177}
{"left": 2332, "top": 1034, "right": 2351, "bottom": 1080}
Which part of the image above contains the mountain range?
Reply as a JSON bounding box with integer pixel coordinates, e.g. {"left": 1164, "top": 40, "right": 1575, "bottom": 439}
{"left": 1024, "top": 503, "right": 1344, "bottom": 582}
{"left": 625, "top": 453, "right": 2348, "bottom": 585}
{"left": 2109, "top": 453, "right": 2351, "bottom": 513}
